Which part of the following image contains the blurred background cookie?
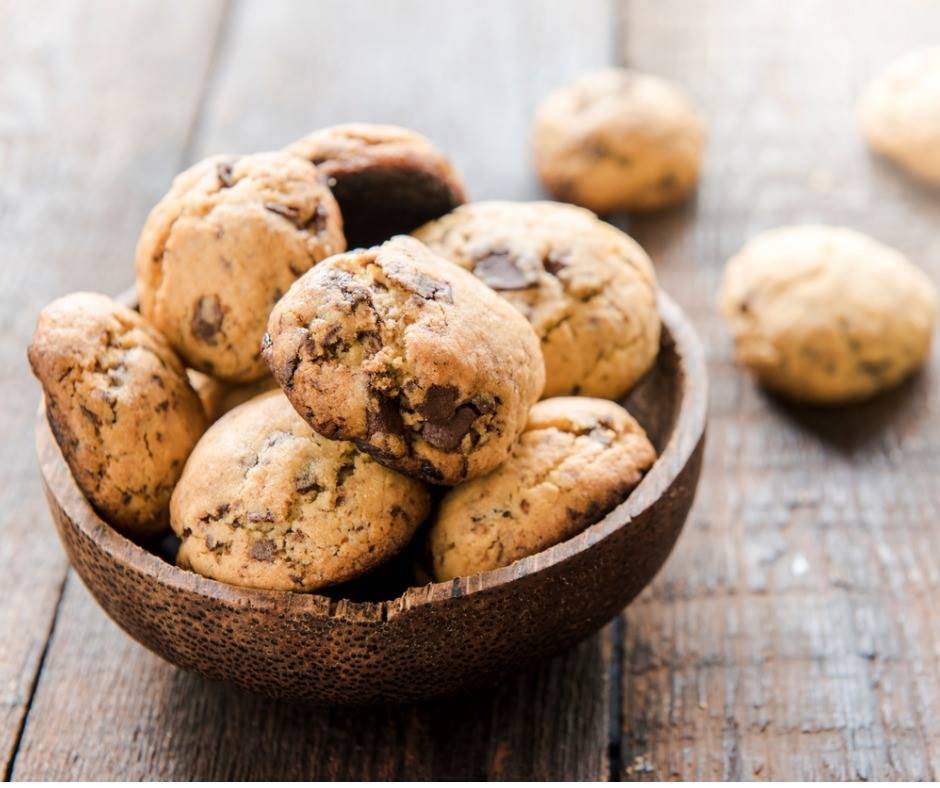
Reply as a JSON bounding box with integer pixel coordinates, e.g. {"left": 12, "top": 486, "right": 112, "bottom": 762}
{"left": 28, "top": 292, "right": 206, "bottom": 537}
{"left": 859, "top": 48, "right": 940, "bottom": 185}
{"left": 171, "top": 391, "right": 429, "bottom": 592}
{"left": 136, "top": 151, "right": 345, "bottom": 383}
{"left": 264, "top": 236, "right": 545, "bottom": 485}
{"left": 415, "top": 200, "right": 660, "bottom": 399}
{"left": 532, "top": 68, "right": 705, "bottom": 213}
{"left": 429, "top": 397, "right": 656, "bottom": 581}
{"left": 718, "top": 225, "right": 937, "bottom": 403}
{"left": 286, "top": 123, "right": 466, "bottom": 248}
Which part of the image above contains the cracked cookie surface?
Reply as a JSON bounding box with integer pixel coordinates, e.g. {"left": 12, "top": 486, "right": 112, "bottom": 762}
{"left": 415, "top": 201, "right": 660, "bottom": 399}
{"left": 263, "top": 236, "right": 545, "bottom": 485}
{"left": 136, "top": 151, "right": 345, "bottom": 383}
{"left": 28, "top": 292, "right": 207, "bottom": 537}
{"left": 286, "top": 123, "right": 466, "bottom": 248}
{"left": 170, "top": 390, "right": 430, "bottom": 592}
{"left": 428, "top": 397, "right": 656, "bottom": 581}
{"left": 719, "top": 225, "right": 937, "bottom": 403}
{"left": 859, "top": 48, "right": 940, "bottom": 185}
{"left": 533, "top": 68, "right": 704, "bottom": 213}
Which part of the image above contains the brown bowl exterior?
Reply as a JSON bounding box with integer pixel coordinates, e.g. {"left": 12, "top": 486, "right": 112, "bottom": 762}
{"left": 36, "top": 291, "right": 706, "bottom": 705}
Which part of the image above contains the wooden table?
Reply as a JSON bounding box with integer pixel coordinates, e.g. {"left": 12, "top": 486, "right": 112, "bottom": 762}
{"left": 3, "top": 0, "right": 940, "bottom": 779}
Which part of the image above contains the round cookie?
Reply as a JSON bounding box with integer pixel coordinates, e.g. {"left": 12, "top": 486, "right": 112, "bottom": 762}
{"left": 28, "top": 292, "right": 207, "bottom": 537}
{"left": 286, "top": 123, "right": 466, "bottom": 248}
{"left": 533, "top": 68, "right": 705, "bottom": 213}
{"left": 263, "top": 236, "right": 545, "bottom": 485}
{"left": 136, "top": 151, "right": 345, "bottom": 383}
{"left": 859, "top": 48, "right": 940, "bottom": 184}
{"left": 718, "top": 225, "right": 937, "bottom": 403}
{"left": 171, "top": 390, "right": 430, "bottom": 592}
{"left": 428, "top": 397, "right": 656, "bottom": 581}
{"left": 414, "top": 201, "right": 660, "bottom": 399}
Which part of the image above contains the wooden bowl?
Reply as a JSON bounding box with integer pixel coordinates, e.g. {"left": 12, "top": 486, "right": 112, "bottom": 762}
{"left": 36, "top": 291, "right": 706, "bottom": 705}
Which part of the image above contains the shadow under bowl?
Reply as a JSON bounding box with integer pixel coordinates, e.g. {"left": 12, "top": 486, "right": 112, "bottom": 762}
{"left": 35, "top": 290, "right": 707, "bottom": 705}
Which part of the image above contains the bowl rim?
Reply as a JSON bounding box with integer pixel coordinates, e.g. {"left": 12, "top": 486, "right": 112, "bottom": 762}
{"left": 36, "top": 288, "right": 707, "bottom": 625}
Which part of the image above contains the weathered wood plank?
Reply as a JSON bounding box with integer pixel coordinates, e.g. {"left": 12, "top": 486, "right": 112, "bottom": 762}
{"left": 13, "top": 0, "right": 617, "bottom": 779}
{"left": 618, "top": 0, "right": 940, "bottom": 780}
{"left": 12, "top": 578, "right": 612, "bottom": 780}
{"left": 0, "top": 0, "right": 225, "bottom": 777}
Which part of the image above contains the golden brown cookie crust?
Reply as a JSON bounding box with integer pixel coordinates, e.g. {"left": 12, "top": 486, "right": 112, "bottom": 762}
{"left": 264, "top": 236, "right": 545, "bottom": 485}
{"left": 171, "top": 391, "right": 430, "bottom": 592}
{"left": 429, "top": 397, "right": 656, "bottom": 581}
{"left": 415, "top": 201, "right": 660, "bottom": 399}
{"left": 718, "top": 225, "right": 937, "bottom": 403}
{"left": 533, "top": 68, "right": 705, "bottom": 213}
{"left": 136, "top": 151, "right": 345, "bottom": 383}
{"left": 28, "top": 292, "right": 207, "bottom": 537}
{"left": 286, "top": 123, "right": 466, "bottom": 248}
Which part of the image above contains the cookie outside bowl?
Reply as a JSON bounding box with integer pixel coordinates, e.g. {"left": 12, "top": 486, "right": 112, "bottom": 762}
{"left": 35, "top": 289, "right": 706, "bottom": 705}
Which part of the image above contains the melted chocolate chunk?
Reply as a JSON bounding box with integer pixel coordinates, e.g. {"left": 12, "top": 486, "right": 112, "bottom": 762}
{"left": 250, "top": 538, "right": 276, "bottom": 562}
{"left": 420, "top": 384, "right": 459, "bottom": 422}
{"left": 367, "top": 392, "right": 405, "bottom": 436}
{"left": 191, "top": 295, "right": 223, "bottom": 344}
{"left": 473, "top": 251, "right": 538, "bottom": 290}
{"left": 421, "top": 404, "right": 476, "bottom": 452}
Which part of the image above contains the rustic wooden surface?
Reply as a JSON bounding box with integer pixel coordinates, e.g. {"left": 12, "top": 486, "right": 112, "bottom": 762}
{"left": 4, "top": 0, "right": 940, "bottom": 779}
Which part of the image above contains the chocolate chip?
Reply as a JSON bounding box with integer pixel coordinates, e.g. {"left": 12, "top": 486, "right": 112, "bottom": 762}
{"left": 264, "top": 202, "right": 303, "bottom": 227}
{"left": 473, "top": 251, "right": 538, "bottom": 291}
{"left": 543, "top": 254, "right": 568, "bottom": 277}
{"left": 367, "top": 392, "right": 405, "bottom": 436}
{"left": 295, "top": 471, "right": 323, "bottom": 495}
{"left": 191, "top": 295, "right": 223, "bottom": 344}
{"left": 385, "top": 264, "right": 453, "bottom": 302}
{"left": 247, "top": 510, "right": 276, "bottom": 523}
{"left": 217, "top": 161, "right": 235, "bottom": 188}
{"left": 305, "top": 203, "right": 329, "bottom": 234}
{"left": 421, "top": 404, "right": 476, "bottom": 451}
{"left": 420, "top": 384, "right": 459, "bottom": 422}
{"left": 250, "top": 538, "right": 276, "bottom": 562}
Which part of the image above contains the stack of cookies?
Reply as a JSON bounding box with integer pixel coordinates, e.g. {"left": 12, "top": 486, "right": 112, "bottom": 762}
{"left": 29, "top": 122, "right": 662, "bottom": 594}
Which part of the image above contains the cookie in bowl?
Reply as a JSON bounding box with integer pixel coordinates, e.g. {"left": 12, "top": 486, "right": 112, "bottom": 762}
{"left": 136, "top": 151, "right": 345, "bottom": 383}
{"left": 414, "top": 200, "right": 660, "bottom": 399}
{"left": 533, "top": 68, "right": 705, "bottom": 213}
{"left": 28, "top": 292, "right": 206, "bottom": 537}
{"left": 428, "top": 397, "right": 656, "bottom": 581}
{"left": 718, "top": 225, "right": 937, "bottom": 403}
{"left": 263, "top": 236, "right": 545, "bottom": 485}
{"left": 171, "top": 390, "right": 430, "bottom": 592}
{"left": 286, "top": 123, "right": 467, "bottom": 248}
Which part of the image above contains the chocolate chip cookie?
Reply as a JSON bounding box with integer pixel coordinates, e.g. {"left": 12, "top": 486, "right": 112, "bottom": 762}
{"left": 187, "top": 369, "right": 279, "bottom": 422}
{"left": 28, "top": 292, "right": 207, "bottom": 537}
{"left": 859, "top": 48, "right": 940, "bottom": 185}
{"left": 414, "top": 201, "right": 660, "bottom": 399}
{"left": 285, "top": 123, "right": 466, "bottom": 248}
{"left": 136, "top": 151, "right": 345, "bottom": 383}
{"left": 719, "top": 225, "right": 937, "bottom": 403}
{"left": 263, "top": 236, "right": 545, "bottom": 485}
{"left": 533, "top": 68, "right": 705, "bottom": 213}
{"left": 171, "top": 390, "right": 430, "bottom": 592}
{"left": 428, "top": 397, "right": 656, "bottom": 581}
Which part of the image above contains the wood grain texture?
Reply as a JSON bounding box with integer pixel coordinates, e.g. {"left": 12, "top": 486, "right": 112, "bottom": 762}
{"left": 0, "top": 0, "right": 224, "bottom": 776}
{"left": 618, "top": 0, "right": 940, "bottom": 780}
{"left": 12, "top": 0, "right": 618, "bottom": 779}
